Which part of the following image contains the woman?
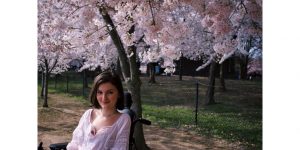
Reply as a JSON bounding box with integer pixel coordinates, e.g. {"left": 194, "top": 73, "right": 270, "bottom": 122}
{"left": 67, "top": 71, "right": 131, "bottom": 150}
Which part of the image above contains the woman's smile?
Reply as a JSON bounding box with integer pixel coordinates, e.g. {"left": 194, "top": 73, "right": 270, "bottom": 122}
{"left": 96, "top": 82, "right": 119, "bottom": 109}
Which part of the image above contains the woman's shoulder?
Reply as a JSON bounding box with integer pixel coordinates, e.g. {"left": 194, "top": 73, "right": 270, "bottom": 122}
{"left": 81, "top": 108, "right": 93, "bottom": 118}
{"left": 84, "top": 108, "right": 93, "bottom": 114}
{"left": 118, "top": 113, "right": 131, "bottom": 124}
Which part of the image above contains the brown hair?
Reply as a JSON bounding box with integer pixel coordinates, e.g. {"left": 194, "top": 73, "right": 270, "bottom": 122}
{"left": 89, "top": 70, "right": 124, "bottom": 110}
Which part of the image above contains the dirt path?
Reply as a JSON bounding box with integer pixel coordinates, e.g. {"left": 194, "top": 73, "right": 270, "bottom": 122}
{"left": 38, "top": 93, "right": 243, "bottom": 150}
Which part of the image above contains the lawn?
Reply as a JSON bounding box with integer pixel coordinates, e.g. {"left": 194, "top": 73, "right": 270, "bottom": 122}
{"left": 140, "top": 76, "right": 262, "bottom": 149}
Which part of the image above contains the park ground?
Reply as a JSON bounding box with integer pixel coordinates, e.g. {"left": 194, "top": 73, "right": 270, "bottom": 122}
{"left": 38, "top": 93, "right": 244, "bottom": 150}
{"left": 38, "top": 75, "right": 262, "bottom": 149}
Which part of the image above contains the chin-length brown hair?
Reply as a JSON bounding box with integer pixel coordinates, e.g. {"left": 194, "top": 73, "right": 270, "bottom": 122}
{"left": 89, "top": 70, "right": 124, "bottom": 110}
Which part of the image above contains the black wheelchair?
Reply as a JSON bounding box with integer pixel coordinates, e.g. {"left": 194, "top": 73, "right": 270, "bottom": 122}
{"left": 38, "top": 92, "right": 151, "bottom": 150}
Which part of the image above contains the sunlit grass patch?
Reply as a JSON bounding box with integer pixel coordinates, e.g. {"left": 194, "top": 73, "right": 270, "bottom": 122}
{"left": 143, "top": 103, "right": 262, "bottom": 149}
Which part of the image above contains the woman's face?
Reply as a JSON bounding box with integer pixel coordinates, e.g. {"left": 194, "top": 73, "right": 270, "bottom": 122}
{"left": 96, "top": 82, "right": 119, "bottom": 110}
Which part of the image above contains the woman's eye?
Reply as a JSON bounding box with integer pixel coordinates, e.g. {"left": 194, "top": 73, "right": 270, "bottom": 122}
{"left": 97, "top": 91, "right": 102, "bottom": 94}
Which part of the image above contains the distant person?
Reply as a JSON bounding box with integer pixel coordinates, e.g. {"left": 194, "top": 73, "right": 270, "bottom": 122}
{"left": 67, "top": 70, "right": 131, "bottom": 150}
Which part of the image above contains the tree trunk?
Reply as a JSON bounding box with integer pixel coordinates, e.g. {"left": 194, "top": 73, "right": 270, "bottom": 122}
{"left": 41, "top": 57, "right": 57, "bottom": 108}
{"left": 240, "top": 56, "right": 248, "bottom": 80}
{"left": 148, "top": 62, "right": 156, "bottom": 83}
{"left": 54, "top": 74, "right": 57, "bottom": 89}
{"left": 127, "top": 46, "right": 148, "bottom": 149}
{"left": 43, "top": 71, "right": 49, "bottom": 107}
{"left": 41, "top": 72, "right": 45, "bottom": 97}
{"left": 128, "top": 81, "right": 147, "bottom": 149}
{"left": 66, "top": 73, "right": 69, "bottom": 93}
{"left": 116, "top": 58, "right": 124, "bottom": 81}
{"left": 205, "top": 61, "right": 217, "bottom": 105}
{"left": 179, "top": 55, "right": 183, "bottom": 81}
{"left": 219, "top": 63, "right": 226, "bottom": 91}
{"left": 82, "top": 70, "right": 86, "bottom": 96}
{"left": 83, "top": 69, "right": 88, "bottom": 88}
{"left": 98, "top": 6, "right": 130, "bottom": 79}
{"left": 98, "top": 5, "right": 149, "bottom": 150}
{"left": 234, "top": 57, "right": 241, "bottom": 80}
{"left": 240, "top": 36, "right": 252, "bottom": 80}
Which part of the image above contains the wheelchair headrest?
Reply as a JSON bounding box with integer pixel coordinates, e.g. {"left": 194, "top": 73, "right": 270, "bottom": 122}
{"left": 124, "top": 92, "right": 132, "bottom": 108}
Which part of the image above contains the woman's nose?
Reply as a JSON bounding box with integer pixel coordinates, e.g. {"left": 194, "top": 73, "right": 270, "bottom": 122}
{"left": 102, "top": 93, "right": 107, "bottom": 100}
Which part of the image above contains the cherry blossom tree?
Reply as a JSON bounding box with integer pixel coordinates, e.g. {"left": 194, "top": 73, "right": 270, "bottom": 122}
{"left": 198, "top": 0, "right": 261, "bottom": 104}
{"left": 38, "top": 0, "right": 74, "bottom": 107}
{"left": 138, "top": 42, "right": 161, "bottom": 83}
{"left": 155, "top": 0, "right": 262, "bottom": 104}
{"left": 38, "top": 0, "right": 262, "bottom": 147}
{"left": 38, "top": 1, "right": 152, "bottom": 148}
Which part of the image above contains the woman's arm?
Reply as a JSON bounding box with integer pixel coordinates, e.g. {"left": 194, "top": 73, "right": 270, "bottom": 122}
{"left": 67, "top": 110, "right": 90, "bottom": 150}
{"left": 111, "top": 114, "right": 131, "bottom": 150}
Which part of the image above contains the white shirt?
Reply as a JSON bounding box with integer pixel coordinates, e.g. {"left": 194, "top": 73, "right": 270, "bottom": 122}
{"left": 67, "top": 109, "right": 131, "bottom": 150}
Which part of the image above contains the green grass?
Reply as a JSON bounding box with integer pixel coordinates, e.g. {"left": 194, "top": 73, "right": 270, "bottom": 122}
{"left": 141, "top": 76, "right": 262, "bottom": 149}
{"left": 39, "top": 73, "right": 262, "bottom": 149}
{"left": 38, "top": 85, "right": 90, "bottom": 107}
{"left": 142, "top": 104, "right": 261, "bottom": 149}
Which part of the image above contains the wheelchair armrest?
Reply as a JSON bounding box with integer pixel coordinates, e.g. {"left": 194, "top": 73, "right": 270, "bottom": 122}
{"left": 133, "top": 118, "right": 151, "bottom": 125}
{"left": 49, "top": 142, "right": 68, "bottom": 150}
